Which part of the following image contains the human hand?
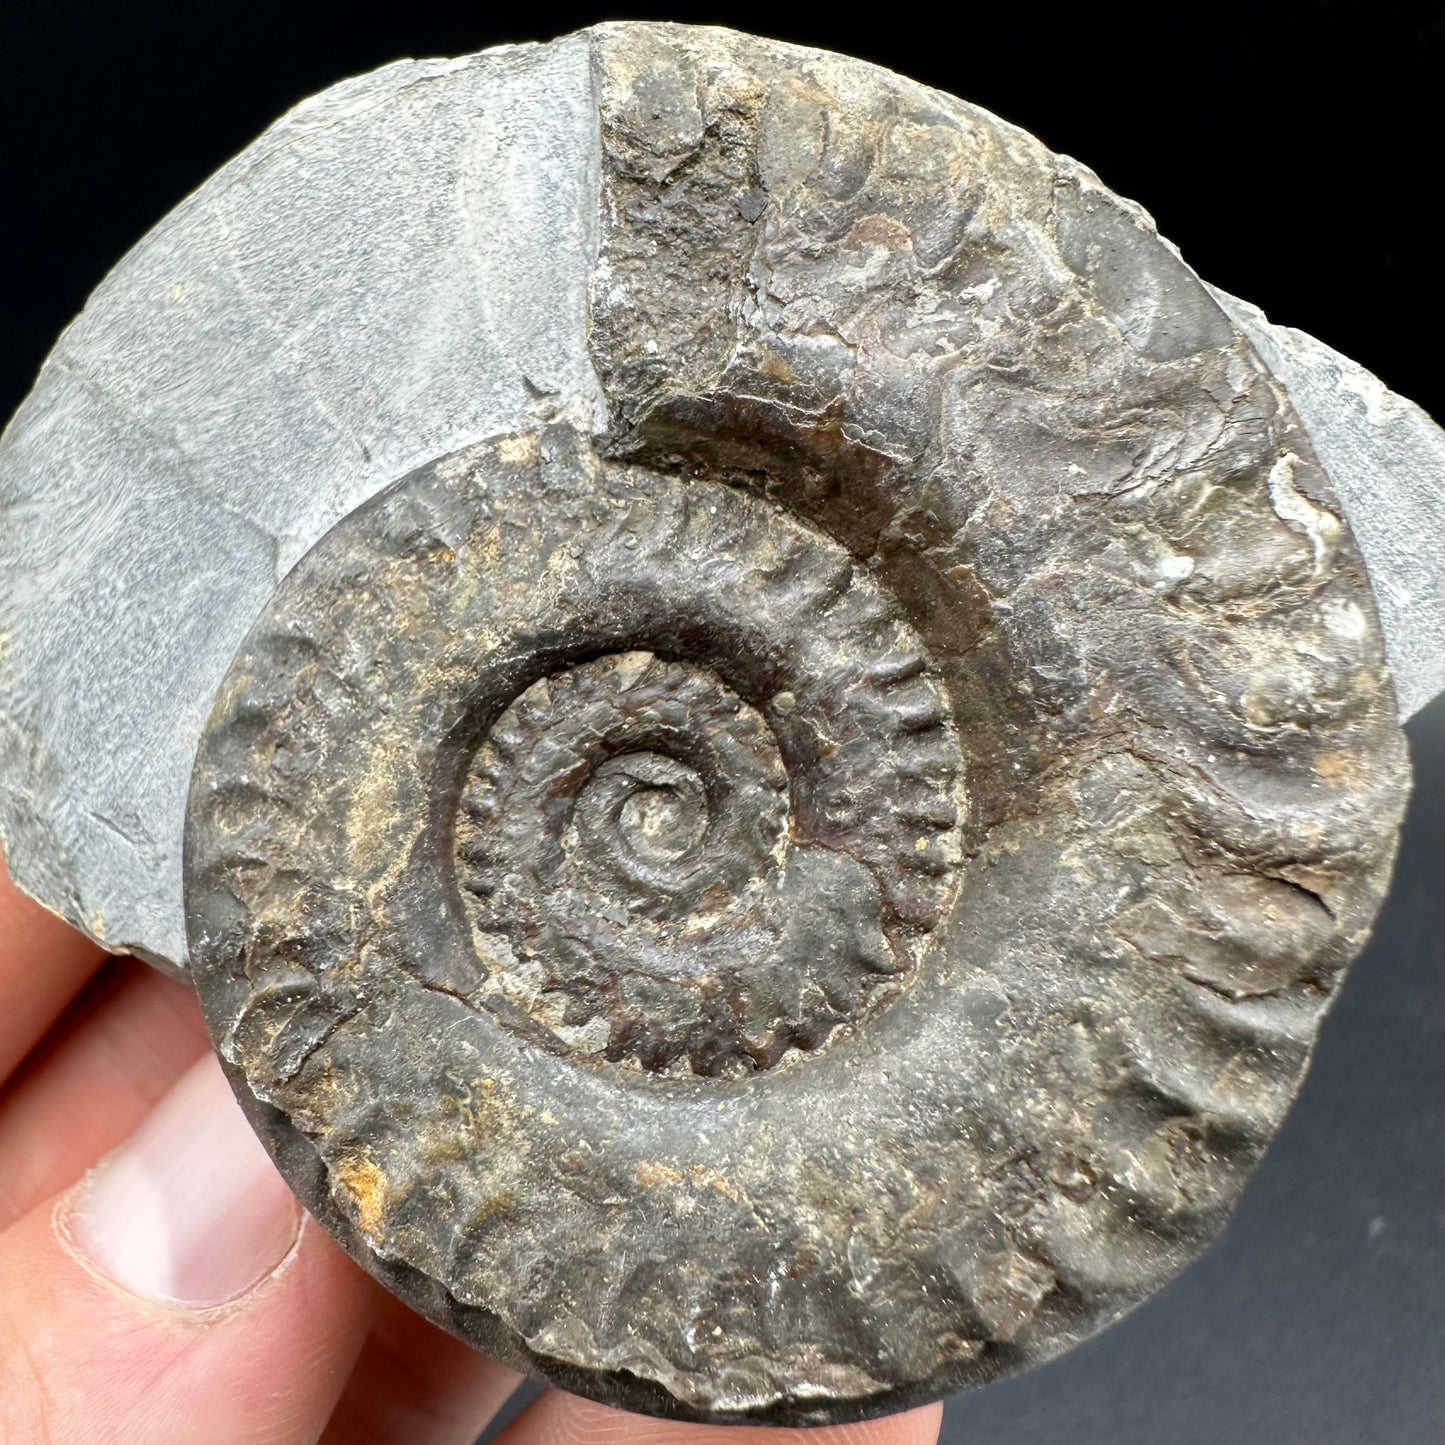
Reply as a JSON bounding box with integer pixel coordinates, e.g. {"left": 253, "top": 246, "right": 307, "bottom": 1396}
{"left": 0, "top": 853, "right": 944, "bottom": 1445}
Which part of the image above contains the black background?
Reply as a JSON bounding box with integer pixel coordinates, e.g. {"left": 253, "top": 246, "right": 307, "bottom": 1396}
{"left": 2, "top": 3, "right": 1440, "bottom": 1441}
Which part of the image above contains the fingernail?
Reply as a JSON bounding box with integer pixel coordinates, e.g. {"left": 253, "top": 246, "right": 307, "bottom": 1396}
{"left": 69, "top": 1053, "right": 301, "bottom": 1308}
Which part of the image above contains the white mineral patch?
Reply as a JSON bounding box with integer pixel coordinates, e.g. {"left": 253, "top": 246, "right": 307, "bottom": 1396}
{"left": 1266, "top": 451, "right": 1341, "bottom": 577}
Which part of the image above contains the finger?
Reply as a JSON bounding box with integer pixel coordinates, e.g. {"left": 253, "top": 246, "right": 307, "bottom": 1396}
{"left": 0, "top": 957, "right": 209, "bottom": 1229}
{"left": 0, "top": 850, "right": 106, "bottom": 1085}
{"left": 0, "top": 1051, "right": 375, "bottom": 1445}
{"left": 320, "top": 1289, "right": 522, "bottom": 1445}
{"left": 495, "top": 1389, "right": 945, "bottom": 1445}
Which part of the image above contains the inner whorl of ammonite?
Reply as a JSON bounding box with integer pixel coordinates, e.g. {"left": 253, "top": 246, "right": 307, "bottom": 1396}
{"left": 452, "top": 502, "right": 965, "bottom": 1076}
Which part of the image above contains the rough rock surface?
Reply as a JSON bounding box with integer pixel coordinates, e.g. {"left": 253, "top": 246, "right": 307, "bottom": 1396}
{"left": 0, "top": 37, "right": 605, "bottom": 967}
{"left": 1209, "top": 286, "right": 1445, "bottom": 719}
{"left": 177, "top": 24, "right": 1410, "bottom": 1423}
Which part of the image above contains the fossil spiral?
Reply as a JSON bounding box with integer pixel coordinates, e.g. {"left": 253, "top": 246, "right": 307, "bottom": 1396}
{"left": 0, "top": 18, "right": 1419, "bottom": 1430}
{"left": 449, "top": 457, "right": 967, "bottom": 1075}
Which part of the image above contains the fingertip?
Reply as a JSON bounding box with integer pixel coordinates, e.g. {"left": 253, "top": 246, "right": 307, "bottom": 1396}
{"left": 0, "top": 958, "right": 212, "bottom": 1230}
{"left": 66, "top": 1053, "right": 302, "bottom": 1308}
{"left": 0, "top": 1054, "right": 376, "bottom": 1445}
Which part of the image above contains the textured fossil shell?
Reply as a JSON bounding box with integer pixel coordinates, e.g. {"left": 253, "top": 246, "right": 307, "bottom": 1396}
{"left": 0, "top": 19, "right": 1423, "bottom": 1427}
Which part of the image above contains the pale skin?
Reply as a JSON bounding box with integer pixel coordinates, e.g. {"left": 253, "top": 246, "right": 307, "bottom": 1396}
{"left": 0, "top": 852, "right": 944, "bottom": 1445}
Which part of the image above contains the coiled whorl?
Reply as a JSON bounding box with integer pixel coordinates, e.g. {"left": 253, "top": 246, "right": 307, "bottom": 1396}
{"left": 183, "top": 21, "right": 1408, "bottom": 1427}
{"left": 448, "top": 447, "right": 964, "bottom": 1075}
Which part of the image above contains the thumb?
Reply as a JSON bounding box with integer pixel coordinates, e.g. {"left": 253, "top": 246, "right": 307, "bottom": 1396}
{"left": 0, "top": 1052, "right": 375, "bottom": 1445}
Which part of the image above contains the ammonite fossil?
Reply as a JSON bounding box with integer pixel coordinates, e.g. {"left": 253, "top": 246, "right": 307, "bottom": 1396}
{"left": 2, "top": 21, "right": 1442, "bottom": 1426}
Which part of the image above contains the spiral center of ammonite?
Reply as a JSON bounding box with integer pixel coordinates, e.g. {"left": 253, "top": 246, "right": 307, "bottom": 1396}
{"left": 457, "top": 645, "right": 958, "bottom": 1074}
{"left": 581, "top": 753, "right": 709, "bottom": 868}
